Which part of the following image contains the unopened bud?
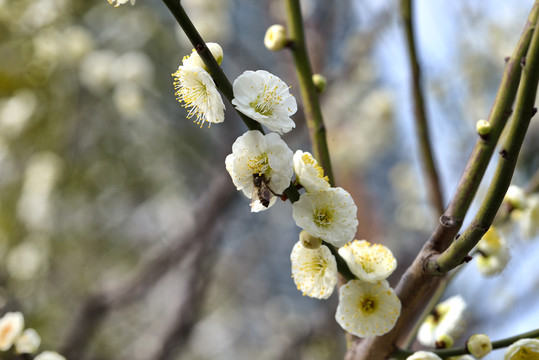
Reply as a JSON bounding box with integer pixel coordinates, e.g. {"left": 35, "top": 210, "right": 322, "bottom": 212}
{"left": 476, "top": 119, "right": 491, "bottom": 137}
{"left": 435, "top": 334, "right": 454, "bottom": 349}
{"left": 183, "top": 42, "right": 223, "bottom": 71}
{"left": 299, "top": 230, "right": 322, "bottom": 249}
{"left": 467, "top": 334, "right": 492, "bottom": 359}
{"left": 264, "top": 24, "right": 288, "bottom": 51}
{"left": 312, "top": 74, "right": 327, "bottom": 93}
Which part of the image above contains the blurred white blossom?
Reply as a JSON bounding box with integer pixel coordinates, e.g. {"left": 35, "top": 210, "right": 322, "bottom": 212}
{"left": 6, "top": 238, "right": 48, "bottom": 281}
{"left": 80, "top": 50, "right": 118, "bottom": 94}
{"left": 16, "top": 152, "right": 63, "bottom": 231}
{"left": 15, "top": 328, "right": 41, "bottom": 354}
{"left": 0, "top": 90, "right": 37, "bottom": 139}
{"left": 0, "top": 312, "right": 24, "bottom": 351}
{"left": 475, "top": 227, "right": 510, "bottom": 276}
{"left": 34, "top": 351, "right": 66, "bottom": 360}
{"left": 417, "top": 295, "right": 467, "bottom": 347}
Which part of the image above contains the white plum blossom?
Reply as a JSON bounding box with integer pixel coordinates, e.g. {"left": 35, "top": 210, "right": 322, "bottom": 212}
{"left": 504, "top": 184, "right": 527, "bottom": 210}
{"left": 504, "top": 338, "right": 539, "bottom": 360}
{"left": 292, "top": 187, "right": 358, "bottom": 247}
{"left": 0, "top": 312, "right": 24, "bottom": 351}
{"left": 335, "top": 280, "right": 401, "bottom": 337}
{"left": 338, "top": 239, "right": 396, "bottom": 282}
{"left": 417, "top": 295, "right": 467, "bottom": 347}
{"left": 475, "top": 226, "right": 510, "bottom": 276}
{"left": 15, "top": 328, "right": 41, "bottom": 354}
{"left": 34, "top": 351, "right": 66, "bottom": 360}
{"left": 225, "top": 130, "right": 293, "bottom": 212}
{"left": 182, "top": 42, "right": 223, "bottom": 71}
{"left": 172, "top": 64, "right": 225, "bottom": 127}
{"left": 232, "top": 70, "right": 297, "bottom": 134}
{"left": 290, "top": 241, "right": 337, "bottom": 299}
{"left": 405, "top": 351, "right": 442, "bottom": 360}
{"left": 293, "top": 150, "right": 330, "bottom": 192}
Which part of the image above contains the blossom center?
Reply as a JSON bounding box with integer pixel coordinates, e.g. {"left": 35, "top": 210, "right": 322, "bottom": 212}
{"left": 249, "top": 84, "right": 281, "bottom": 116}
{"left": 247, "top": 154, "right": 270, "bottom": 176}
{"left": 359, "top": 296, "right": 377, "bottom": 314}
{"left": 313, "top": 207, "right": 333, "bottom": 227}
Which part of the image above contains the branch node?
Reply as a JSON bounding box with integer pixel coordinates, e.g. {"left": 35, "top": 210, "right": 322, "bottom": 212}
{"left": 499, "top": 148, "right": 508, "bottom": 158}
{"left": 521, "top": 56, "right": 527, "bottom": 67}
{"left": 439, "top": 214, "right": 457, "bottom": 228}
{"left": 462, "top": 255, "right": 473, "bottom": 263}
{"left": 195, "top": 43, "right": 204, "bottom": 52}
{"left": 504, "top": 56, "right": 510, "bottom": 63}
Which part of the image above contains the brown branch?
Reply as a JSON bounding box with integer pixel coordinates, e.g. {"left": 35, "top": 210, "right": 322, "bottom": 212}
{"left": 59, "top": 171, "right": 236, "bottom": 360}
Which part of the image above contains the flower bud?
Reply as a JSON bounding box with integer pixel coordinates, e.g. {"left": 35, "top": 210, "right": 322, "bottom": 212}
{"left": 299, "top": 230, "right": 322, "bottom": 249}
{"left": 182, "top": 42, "right": 223, "bottom": 71}
{"left": 312, "top": 74, "right": 327, "bottom": 93}
{"left": 467, "top": 333, "right": 492, "bottom": 359}
{"left": 264, "top": 25, "right": 288, "bottom": 51}
{"left": 476, "top": 119, "right": 491, "bottom": 136}
{"left": 436, "top": 334, "right": 454, "bottom": 349}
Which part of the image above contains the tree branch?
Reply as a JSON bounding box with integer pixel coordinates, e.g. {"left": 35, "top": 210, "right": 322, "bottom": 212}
{"left": 426, "top": 9, "right": 539, "bottom": 274}
{"left": 401, "top": 0, "right": 445, "bottom": 216}
{"left": 345, "top": 1, "right": 539, "bottom": 359}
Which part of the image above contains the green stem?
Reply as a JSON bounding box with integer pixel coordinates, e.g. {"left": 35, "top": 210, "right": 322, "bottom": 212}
{"left": 161, "top": 0, "right": 263, "bottom": 132}
{"left": 284, "top": 0, "right": 335, "bottom": 186}
{"left": 324, "top": 241, "right": 356, "bottom": 281}
{"left": 401, "top": 0, "right": 445, "bottom": 216}
{"left": 427, "top": 10, "right": 539, "bottom": 274}
{"left": 392, "top": 328, "right": 539, "bottom": 359}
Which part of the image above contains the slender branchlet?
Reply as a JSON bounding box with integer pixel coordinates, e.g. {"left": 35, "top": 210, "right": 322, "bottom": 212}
{"left": 401, "top": 0, "right": 445, "bottom": 216}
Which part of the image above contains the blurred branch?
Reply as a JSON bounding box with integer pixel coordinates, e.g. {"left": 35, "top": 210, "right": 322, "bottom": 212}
{"left": 393, "top": 327, "right": 539, "bottom": 359}
{"left": 400, "top": 0, "right": 445, "bottom": 216}
{"left": 60, "top": 171, "right": 236, "bottom": 360}
{"left": 345, "top": 1, "right": 539, "bottom": 359}
{"left": 427, "top": 9, "right": 539, "bottom": 274}
{"left": 284, "top": 0, "right": 335, "bottom": 186}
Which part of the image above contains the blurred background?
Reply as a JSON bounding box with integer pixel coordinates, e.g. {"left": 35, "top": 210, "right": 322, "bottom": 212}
{"left": 0, "top": 0, "right": 538, "bottom": 359}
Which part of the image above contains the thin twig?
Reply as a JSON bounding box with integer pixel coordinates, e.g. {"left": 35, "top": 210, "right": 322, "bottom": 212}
{"left": 401, "top": 0, "right": 445, "bottom": 216}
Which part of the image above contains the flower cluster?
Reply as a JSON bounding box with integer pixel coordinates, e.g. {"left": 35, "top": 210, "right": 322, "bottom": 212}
{"left": 0, "top": 312, "right": 65, "bottom": 359}
{"left": 107, "top": 0, "right": 136, "bottom": 7}
{"left": 170, "top": 37, "right": 401, "bottom": 341}
{"left": 335, "top": 240, "right": 400, "bottom": 337}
